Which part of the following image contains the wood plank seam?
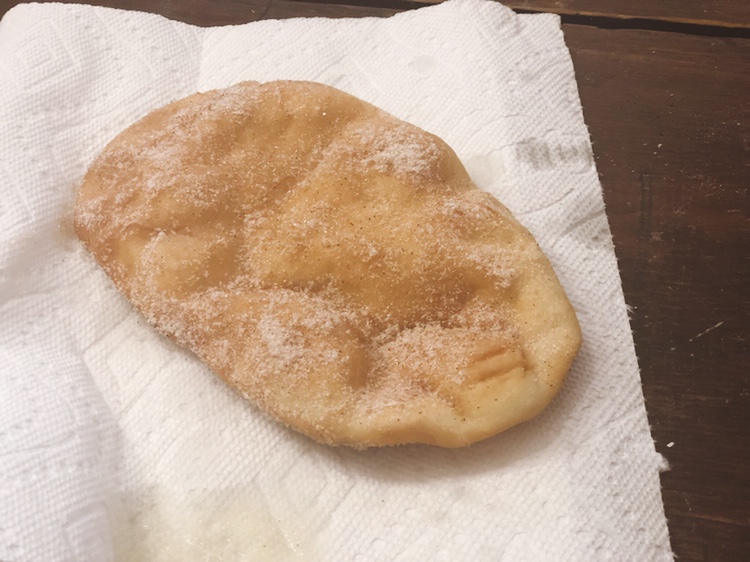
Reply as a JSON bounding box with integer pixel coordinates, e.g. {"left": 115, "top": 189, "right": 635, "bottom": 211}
{"left": 295, "top": 0, "right": 750, "bottom": 32}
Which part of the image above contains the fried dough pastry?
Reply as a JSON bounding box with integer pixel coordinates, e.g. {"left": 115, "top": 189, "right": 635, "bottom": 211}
{"left": 74, "top": 80, "right": 581, "bottom": 448}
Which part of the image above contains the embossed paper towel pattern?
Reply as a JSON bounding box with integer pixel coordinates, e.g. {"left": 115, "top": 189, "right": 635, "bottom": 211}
{"left": 0, "top": 1, "right": 672, "bottom": 560}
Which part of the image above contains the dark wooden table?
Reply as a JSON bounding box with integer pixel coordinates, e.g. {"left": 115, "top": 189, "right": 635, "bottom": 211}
{"left": 1, "top": 0, "right": 747, "bottom": 559}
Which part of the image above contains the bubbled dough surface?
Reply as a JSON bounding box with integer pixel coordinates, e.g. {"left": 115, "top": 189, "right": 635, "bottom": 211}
{"left": 74, "top": 80, "right": 581, "bottom": 448}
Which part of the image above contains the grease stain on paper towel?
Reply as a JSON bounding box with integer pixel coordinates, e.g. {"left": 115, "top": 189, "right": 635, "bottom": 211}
{"left": 111, "top": 488, "right": 313, "bottom": 562}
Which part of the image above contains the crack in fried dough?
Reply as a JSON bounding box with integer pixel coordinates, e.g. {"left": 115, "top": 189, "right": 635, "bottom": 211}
{"left": 74, "top": 80, "right": 581, "bottom": 448}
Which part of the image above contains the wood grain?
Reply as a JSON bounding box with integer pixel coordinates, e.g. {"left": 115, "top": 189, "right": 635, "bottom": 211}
{"left": 0, "top": 0, "right": 747, "bottom": 560}
{"left": 376, "top": 0, "right": 750, "bottom": 28}
{"left": 0, "top": 0, "right": 271, "bottom": 25}
{"left": 3, "top": 0, "right": 750, "bottom": 28}
{"left": 0, "top": 0, "right": 397, "bottom": 24}
{"left": 564, "top": 23, "right": 750, "bottom": 561}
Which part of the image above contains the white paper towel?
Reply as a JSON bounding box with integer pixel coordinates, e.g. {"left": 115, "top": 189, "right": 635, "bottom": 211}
{"left": 0, "top": 1, "right": 673, "bottom": 560}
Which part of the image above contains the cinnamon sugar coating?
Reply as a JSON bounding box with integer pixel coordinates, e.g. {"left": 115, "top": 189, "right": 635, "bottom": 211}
{"left": 75, "top": 81, "right": 581, "bottom": 448}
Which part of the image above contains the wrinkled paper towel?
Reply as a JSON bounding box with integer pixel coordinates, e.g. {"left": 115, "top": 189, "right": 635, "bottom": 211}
{"left": 0, "top": 0, "right": 672, "bottom": 560}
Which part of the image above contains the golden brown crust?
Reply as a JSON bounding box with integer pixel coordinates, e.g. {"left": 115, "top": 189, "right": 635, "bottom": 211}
{"left": 75, "top": 80, "right": 581, "bottom": 448}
